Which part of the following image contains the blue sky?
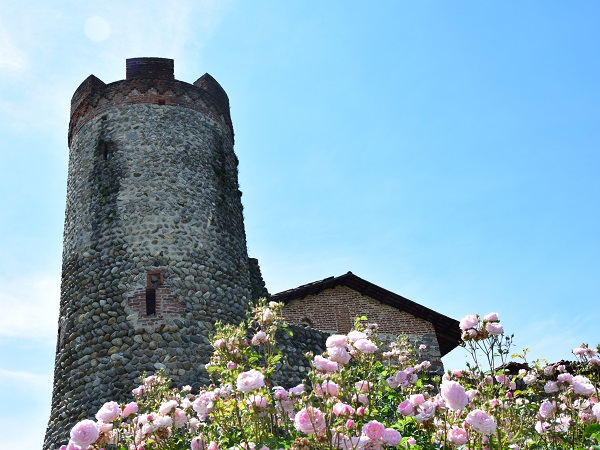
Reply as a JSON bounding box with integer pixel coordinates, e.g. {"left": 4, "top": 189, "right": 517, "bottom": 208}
{"left": 1, "top": 1, "right": 599, "bottom": 448}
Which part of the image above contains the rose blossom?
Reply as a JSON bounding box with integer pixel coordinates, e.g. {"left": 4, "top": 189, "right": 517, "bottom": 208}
{"left": 122, "top": 402, "right": 138, "bottom": 418}
{"left": 459, "top": 314, "right": 479, "bottom": 331}
{"left": 447, "top": 428, "right": 468, "bottom": 445}
{"left": 319, "top": 380, "right": 339, "bottom": 397}
{"left": 572, "top": 376, "right": 595, "bottom": 396}
{"left": 347, "top": 331, "right": 367, "bottom": 342}
{"left": 247, "top": 394, "right": 268, "bottom": 408}
{"left": 289, "top": 384, "right": 305, "bottom": 396}
{"left": 159, "top": 399, "right": 178, "bottom": 415}
{"left": 236, "top": 369, "right": 265, "bottom": 393}
{"left": 353, "top": 338, "right": 377, "bottom": 353}
{"left": 440, "top": 380, "right": 468, "bottom": 411}
{"left": 333, "top": 402, "right": 355, "bottom": 416}
{"left": 326, "top": 334, "right": 348, "bottom": 348}
{"left": 96, "top": 401, "right": 121, "bottom": 422}
{"left": 70, "top": 420, "right": 99, "bottom": 447}
{"left": 294, "top": 407, "right": 326, "bottom": 435}
{"left": 409, "top": 394, "right": 425, "bottom": 406}
{"left": 544, "top": 381, "right": 559, "bottom": 393}
{"left": 251, "top": 331, "right": 268, "bottom": 346}
{"left": 485, "top": 322, "right": 504, "bottom": 335}
{"left": 483, "top": 312, "right": 499, "bottom": 322}
{"left": 592, "top": 403, "right": 600, "bottom": 422}
{"left": 191, "top": 436, "right": 205, "bottom": 450}
{"left": 538, "top": 400, "right": 555, "bottom": 419}
{"left": 557, "top": 373, "right": 573, "bottom": 384}
{"left": 362, "top": 420, "right": 385, "bottom": 440}
{"left": 382, "top": 428, "right": 402, "bottom": 446}
{"left": 355, "top": 380, "right": 373, "bottom": 393}
{"left": 328, "top": 346, "right": 351, "bottom": 364}
{"left": 173, "top": 408, "right": 188, "bottom": 428}
{"left": 415, "top": 401, "right": 436, "bottom": 422}
{"left": 466, "top": 409, "right": 497, "bottom": 435}
{"left": 313, "top": 355, "right": 338, "bottom": 372}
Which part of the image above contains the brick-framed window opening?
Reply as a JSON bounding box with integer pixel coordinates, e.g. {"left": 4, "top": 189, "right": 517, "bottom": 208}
{"left": 146, "top": 288, "right": 156, "bottom": 315}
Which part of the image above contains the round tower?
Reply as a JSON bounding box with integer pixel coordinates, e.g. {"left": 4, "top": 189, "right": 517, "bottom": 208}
{"left": 44, "top": 58, "right": 252, "bottom": 448}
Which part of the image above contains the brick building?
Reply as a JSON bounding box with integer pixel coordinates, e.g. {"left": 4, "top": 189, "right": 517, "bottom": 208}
{"left": 273, "top": 272, "right": 461, "bottom": 367}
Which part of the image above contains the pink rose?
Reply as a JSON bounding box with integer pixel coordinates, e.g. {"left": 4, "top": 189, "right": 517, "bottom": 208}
{"left": 347, "top": 331, "right": 367, "bottom": 342}
{"left": 447, "top": 428, "right": 468, "bottom": 445}
{"left": 294, "top": 407, "right": 326, "bottom": 435}
{"left": 333, "top": 402, "right": 355, "bottom": 416}
{"left": 236, "top": 369, "right": 265, "bottom": 393}
{"left": 459, "top": 314, "right": 479, "bottom": 331}
{"left": 247, "top": 394, "right": 268, "bottom": 408}
{"left": 362, "top": 420, "right": 385, "bottom": 440}
{"left": 397, "top": 400, "right": 414, "bottom": 416}
{"left": 535, "top": 420, "right": 550, "bottom": 434}
{"left": 289, "top": 384, "right": 305, "bottom": 396}
{"left": 409, "top": 394, "right": 425, "bottom": 406}
{"left": 251, "top": 331, "right": 268, "bottom": 346}
{"left": 466, "top": 409, "right": 497, "bottom": 435}
{"left": 319, "top": 380, "right": 339, "bottom": 397}
{"left": 173, "top": 408, "right": 188, "bottom": 428}
{"left": 382, "top": 428, "right": 401, "bottom": 446}
{"left": 208, "top": 442, "right": 219, "bottom": 450}
{"left": 122, "top": 402, "right": 138, "bottom": 418}
{"left": 572, "top": 376, "right": 595, "bottom": 396}
{"left": 592, "top": 403, "right": 600, "bottom": 422}
{"left": 273, "top": 387, "right": 288, "bottom": 400}
{"left": 159, "top": 399, "right": 178, "bottom": 415}
{"left": 538, "top": 400, "right": 555, "bottom": 419}
{"left": 483, "top": 312, "right": 499, "bottom": 322}
{"left": 415, "top": 401, "right": 436, "bottom": 422}
{"left": 544, "top": 381, "right": 559, "bottom": 393}
{"left": 96, "top": 401, "right": 121, "bottom": 422}
{"left": 485, "top": 322, "right": 503, "bottom": 335}
{"left": 440, "top": 380, "right": 468, "bottom": 411}
{"left": 328, "top": 346, "right": 351, "bottom": 364}
{"left": 326, "top": 334, "right": 348, "bottom": 348}
{"left": 353, "top": 338, "right": 377, "bottom": 353}
{"left": 355, "top": 380, "right": 373, "bottom": 393}
{"left": 387, "top": 376, "right": 399, "bottom": 389}
{"left": 70, "top": 419, "right": 99, "bottom": 447}
{"left": 313, "top": 355, "right": 338, "bottom": 372}
{"left": 191, "top": 436, "right": 205, "bottom": 450}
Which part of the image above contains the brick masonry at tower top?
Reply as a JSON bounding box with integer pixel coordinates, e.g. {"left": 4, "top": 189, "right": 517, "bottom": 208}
{"left": 44, "top": 58, "right": 257, "bottom": 449}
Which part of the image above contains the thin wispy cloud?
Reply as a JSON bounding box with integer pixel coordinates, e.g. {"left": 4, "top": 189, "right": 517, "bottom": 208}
{"left": 0, "top": 23, "right": 26, "bottom": 70}
{"left": 0, "top": 273, "right": 60, "bottom": 340}
{"left": 0, "top": 368, "right": 52, "bottom": 386}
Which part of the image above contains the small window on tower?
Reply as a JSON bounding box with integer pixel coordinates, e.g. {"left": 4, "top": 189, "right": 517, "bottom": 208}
{"left": 146, "top": 288, "right": 156, "bottom": 315}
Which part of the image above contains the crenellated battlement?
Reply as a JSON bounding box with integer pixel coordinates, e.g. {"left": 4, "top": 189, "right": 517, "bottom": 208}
{"left": 68, "top": 58, "right": 233, "bottom": 146}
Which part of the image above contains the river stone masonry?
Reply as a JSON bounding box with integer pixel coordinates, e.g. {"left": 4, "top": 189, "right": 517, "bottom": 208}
{"left": 44, "top": 58, "right": 254, "bottom": 449}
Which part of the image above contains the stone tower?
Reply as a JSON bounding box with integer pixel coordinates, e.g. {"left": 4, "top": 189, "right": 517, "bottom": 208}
{"left": 44, "top": 58, "right": 255, "bottom": 448}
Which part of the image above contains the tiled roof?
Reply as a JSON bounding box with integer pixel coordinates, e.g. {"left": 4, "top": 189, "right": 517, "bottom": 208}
{"left": 271, "top": 271, "right": 461, "bottom": 357}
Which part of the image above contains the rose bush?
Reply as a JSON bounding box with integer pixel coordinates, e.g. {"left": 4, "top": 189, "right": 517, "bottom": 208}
{"left": 59, "top": 302, "right": 600, "bottom": 450}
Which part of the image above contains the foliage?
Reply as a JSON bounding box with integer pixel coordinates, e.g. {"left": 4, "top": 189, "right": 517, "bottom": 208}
{"left": 61, "top": 303, "right": 600, "bottom": 450}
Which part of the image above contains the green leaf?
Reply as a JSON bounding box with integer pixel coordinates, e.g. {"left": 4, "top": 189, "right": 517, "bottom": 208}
{"left": 585, "top": 423, "right": 600, "bottom": 438}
